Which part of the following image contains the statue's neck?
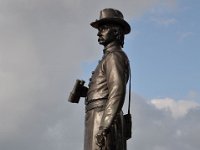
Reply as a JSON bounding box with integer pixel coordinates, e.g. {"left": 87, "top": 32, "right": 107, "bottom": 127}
{"left": 104, "top": 41, "right": 121, "bottom": 50}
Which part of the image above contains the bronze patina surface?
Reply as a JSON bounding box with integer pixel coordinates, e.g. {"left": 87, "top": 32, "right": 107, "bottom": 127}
{"left": 69, "top": 8, "right": 132, "bottom": 150}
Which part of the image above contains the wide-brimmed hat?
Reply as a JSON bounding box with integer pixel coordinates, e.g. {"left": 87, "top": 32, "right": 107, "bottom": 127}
{"left": 90, "top": 8, "right": 131, "bottom": 34}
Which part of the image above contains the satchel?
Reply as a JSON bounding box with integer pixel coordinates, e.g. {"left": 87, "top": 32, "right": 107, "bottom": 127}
{"left": 123, "top": 63, "right": 132, "bottom": 140}
{"left": 123, "top": 113, "right": 132, "bottom": 140}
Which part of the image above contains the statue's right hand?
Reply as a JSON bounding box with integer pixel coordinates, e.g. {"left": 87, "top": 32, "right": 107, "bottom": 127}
{"left": 95, "top": 129, "right": 105, "bottom": 147}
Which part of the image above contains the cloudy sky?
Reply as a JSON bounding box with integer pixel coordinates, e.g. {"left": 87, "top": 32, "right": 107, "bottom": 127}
{"left": 0, "top": 0, "right": 200, "bottom": 150}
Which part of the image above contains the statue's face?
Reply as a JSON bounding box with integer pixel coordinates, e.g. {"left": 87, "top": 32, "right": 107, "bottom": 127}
{"left": 97, "top": 24, "right": 116, "bottom": 46}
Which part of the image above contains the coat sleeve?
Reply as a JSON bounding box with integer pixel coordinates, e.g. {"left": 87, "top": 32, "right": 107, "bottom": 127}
{"left": 100, "top": 51, "right": 129, "bottom": 130}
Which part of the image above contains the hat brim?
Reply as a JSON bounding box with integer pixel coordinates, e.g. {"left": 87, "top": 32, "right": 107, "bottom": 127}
{"left": 90, "top": 18, "right": 131, "bottom": 34}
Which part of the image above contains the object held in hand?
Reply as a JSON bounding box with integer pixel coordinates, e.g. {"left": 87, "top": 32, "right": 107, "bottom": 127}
{"left": 68, "top": 79, "right": 88, "bottom": 103}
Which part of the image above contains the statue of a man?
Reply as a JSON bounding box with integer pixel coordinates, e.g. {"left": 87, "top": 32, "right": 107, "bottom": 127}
{"left": 68, "top": 8, "right": 131, "bottom": 150}
{"left": 84, "top": 8, "right": 131, "bottom": 150}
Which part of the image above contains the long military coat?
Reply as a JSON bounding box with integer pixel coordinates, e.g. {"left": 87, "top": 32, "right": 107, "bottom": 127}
{"left": 84, "top": 42, "right": 130, "bottom": 150}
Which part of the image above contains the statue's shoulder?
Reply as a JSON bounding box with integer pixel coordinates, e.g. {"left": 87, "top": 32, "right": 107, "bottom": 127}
{"left": 106, "top": 49, "right": 128, "bottom": 61}
{"left": 104, "top": 50, "right": 129, "bottom": 68}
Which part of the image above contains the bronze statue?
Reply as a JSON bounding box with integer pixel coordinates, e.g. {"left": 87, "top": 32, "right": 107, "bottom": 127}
{"left": 69, "top": 8, "right": 131, "bottom": 150}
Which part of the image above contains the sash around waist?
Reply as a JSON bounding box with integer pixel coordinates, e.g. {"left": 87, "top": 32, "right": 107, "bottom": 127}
{"left": 85, "top": 99, "right": 106, "bottom": 112}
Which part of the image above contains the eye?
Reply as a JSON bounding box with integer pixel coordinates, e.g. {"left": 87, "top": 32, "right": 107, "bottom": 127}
{"left": 99, "top": 25, "right": 109, "bottom": 32}
{"left": 101, "top": 28, "right": 106, "bottom": 32}
{"left": 102, "top": 25, "right": 109, "bottom": 30}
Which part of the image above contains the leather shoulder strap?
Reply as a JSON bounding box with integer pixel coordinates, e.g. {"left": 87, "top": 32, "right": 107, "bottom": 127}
{"left": 128, "top": 62, "right": 131, "bottom": 114}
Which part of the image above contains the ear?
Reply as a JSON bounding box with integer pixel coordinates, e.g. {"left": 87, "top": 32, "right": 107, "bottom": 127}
{"left": 113, "top": 29, "right": 118, "bottom": 36}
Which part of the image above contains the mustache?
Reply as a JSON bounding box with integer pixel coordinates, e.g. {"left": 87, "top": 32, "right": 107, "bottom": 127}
{"left": 98, "top": 36, "right": 104, "bottom": 42}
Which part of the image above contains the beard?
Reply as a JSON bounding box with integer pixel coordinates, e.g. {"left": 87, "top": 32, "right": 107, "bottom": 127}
{"left": 98, "top": 37, "right": 113, "bottom": 46}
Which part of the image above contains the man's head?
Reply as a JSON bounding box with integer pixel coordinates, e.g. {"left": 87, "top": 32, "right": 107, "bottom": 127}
{"left": 97, "top": 23, "right": 125, "bottom": 47}
{"left": 90, "top": 8, "right": 131, "bottom": 47}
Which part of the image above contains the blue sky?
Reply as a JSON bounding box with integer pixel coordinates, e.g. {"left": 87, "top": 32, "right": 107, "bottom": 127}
{"left": 127, "top": 0, "right": 200, "bottom": 100}
{"left": 82, "top": 0, "right": 200, "bottom": 100}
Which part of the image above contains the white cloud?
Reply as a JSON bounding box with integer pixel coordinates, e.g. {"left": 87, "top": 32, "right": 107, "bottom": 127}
{"left": 151, "top": 98, "right": 200, "bottom": 119}
{"left": 150, "top": 17, "right": 177, "bottom": 26}
{"left": 178, "top": 31, "right": 194, "bottom": 42}
{"left": 130, "top": 94, "right": 200, "bottom": 150}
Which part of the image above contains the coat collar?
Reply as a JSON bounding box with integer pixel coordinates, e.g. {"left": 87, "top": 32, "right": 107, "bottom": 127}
{"left": 103, "top": 41, "right": 122, "bottom": 54}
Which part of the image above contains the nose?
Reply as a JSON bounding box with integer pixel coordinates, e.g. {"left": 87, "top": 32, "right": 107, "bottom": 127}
{"left": 97, "top": 30, "right": 101, "bottom": 36}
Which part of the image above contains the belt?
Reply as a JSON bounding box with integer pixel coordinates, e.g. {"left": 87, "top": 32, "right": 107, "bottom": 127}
{"left": 85, "top": 99, "right": 106, "bottom": 112}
